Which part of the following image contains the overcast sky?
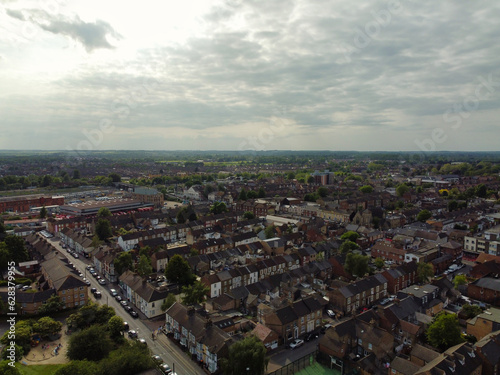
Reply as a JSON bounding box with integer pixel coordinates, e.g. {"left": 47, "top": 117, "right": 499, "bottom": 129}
{"left": 1, "top": 0, "right": 499, "bottom": 152}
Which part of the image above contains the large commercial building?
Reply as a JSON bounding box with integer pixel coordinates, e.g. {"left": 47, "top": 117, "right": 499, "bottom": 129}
{"left": 59, "top": 198, "right": 152, "bottom": 216}
{"left": 0, "top": 194, "right": 64, "bottom": 213}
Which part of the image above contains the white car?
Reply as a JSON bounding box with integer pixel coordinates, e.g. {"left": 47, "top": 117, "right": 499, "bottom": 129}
{"left": 289, "top": 339, "right": 304, "bottom": 349}
{"left": 327, "top": 309, "right": 335, "bottom": 318}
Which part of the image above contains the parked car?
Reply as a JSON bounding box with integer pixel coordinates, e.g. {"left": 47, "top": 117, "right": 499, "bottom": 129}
{"left": 129, "top": 310, "right": 139, "bottom": 318}
{"left": 90, "top": 287, "right": 97, "bottom": 294}
{"left": 94, "top": 291, "right": 102, "bottom": 299}
{"left": 327, "top": 309, "right": 335, "bottom": 318}
{"left": 289, "top": 339, "right": 304, "bottom": 349}
{"left": 123, "top": 322, "right": 129, "bottom": 331}
{"left": 110, "top": 289, "right": 118, "bottom": 297}
{"left": 98, "top": 279, "right": 106, "bottom": 285}
{"left": 120, "top": 300, "right": 129, "bottom": 307}
{"left": 151, "top": 354, "right": 162, "bottom": 364}
{"left": 160, "top": 363, "right": 172, "bottom": 374}
{"left": 127, "top": 330, "right": 137, "bottom": 339}
{"left": 115, "top": 295, "right": 122, "bottom": 302}
{"left": 138, "top": 338, "right": 147, "bottom": 346}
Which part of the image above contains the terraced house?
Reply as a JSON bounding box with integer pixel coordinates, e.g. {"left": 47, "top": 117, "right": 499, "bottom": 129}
{"left": 165, "top": 302, "right": 232, "bottom": 373}
{"left": 39, "top": 256, "right": 88, "bottom": 309}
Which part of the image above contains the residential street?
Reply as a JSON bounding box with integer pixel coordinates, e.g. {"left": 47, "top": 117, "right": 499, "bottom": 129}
{"left": 48, "top": 237, "right": 206, "bottom": 375}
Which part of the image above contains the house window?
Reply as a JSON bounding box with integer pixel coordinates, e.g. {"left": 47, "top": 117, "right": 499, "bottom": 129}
{"left": 301, "top": 317, "right": 304, "bottom": 324}
{"left": 62, "top": 290, "right": 66, "bottom": 294}
{"left": 368, "top": 343, "right": 372, "bottom": 350}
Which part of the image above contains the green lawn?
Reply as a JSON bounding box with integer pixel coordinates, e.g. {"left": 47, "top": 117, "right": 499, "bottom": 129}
{"left": 294, "top": 362, "right": 341, "bottom": 375}
{"left": 16, "top": 363, "right": 66, "bottom": 375}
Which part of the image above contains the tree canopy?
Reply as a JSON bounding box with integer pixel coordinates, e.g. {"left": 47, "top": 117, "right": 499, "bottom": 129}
{"left": 396, "top": 184, "right": 410, "bottom": 197}
{"left": 340, "top": 231, "right": 360, "bottom": 242}
{"left": 161, "top": 293, "right": 177, "bottom": 312}
{"left": 210, "top": 201, "right": 227, "bottom": 215}
{"left": 135, "top": 255, "right": 152, "bottom": 277}
{"left": 417, "top": 262, "right": 434, "bottom": 283}
{"left": 359, "top": 185, "right": 374, "bottom": 194}
{"left": 344, "top": 253, "right": 369, "bottom": 278}
{"left": 67, "top": 325, "right": 113, "bottom": 361}
{"left": 182, "top": 280, "right": 209, "bottom": 305}
{"left": 426, "top": 312, "right": 464, "bottom": 350}
{"left": 114, "top": 252, "right": 133, "bottom": 277}
{"left": 33, "top": 316, "right": 62, "bottom": 339}
{"left": 339, "top": 240, "right": 359, "bottom": 254}
{"left": 165, "top": 254, "right": 195, "bottom": 286}
{"left": 417, "top": 209, "right": 432, "bottom": 222}
{"left": 221, "top": 335, "right": 268, "bottom": 375}
{"left": 95, "top": 218, "right": 112, "bottom": 241}
{"left": 97, "top": 207, "right": 112, "bottom": 218}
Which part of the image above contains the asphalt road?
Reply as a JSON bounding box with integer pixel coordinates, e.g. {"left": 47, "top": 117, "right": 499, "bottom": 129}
{"left": 48, "top": 237, "right": 205, "bottom": 375}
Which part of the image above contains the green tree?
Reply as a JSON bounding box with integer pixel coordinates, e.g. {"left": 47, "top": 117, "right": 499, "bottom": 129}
{"left": 3, "top": 235, "right": 29, "bottom": 263}
{"left": 243, "top": 211, "right": 255, "bottom": 220}
{"left": 221, "top": 335, "right": 268, "bottom": 375}
{"left": 95, "top": 218, "right": 112, "bottom": 240}
{"left": 39, "top": 206, "right": 47, "bottom": 219}
{"left": 108, "top": 315, "right": 125, "bottom": 339}
{"left": 210, "top": 201, "right": 227, "bottom": 215}
{"left": 161, "top": 293, "right": 177, "bottom": 312}
{"left": 67, "top": 325, "right": 113, "bottom": 361}
{"left": 33, "top": 316, "right": 62, "bottom": 339}
{"left": 374, "top": 257, "right": 385, "bottom": 269}
{"left": 38, "top": 295, "right": 64, "bottom": 315}
{"left": 165, "top": 254, "right": 195, "bottom": 286}
{"left": 417, "top": 209, "right": 432, "bottom": 222}
{"left": 53, "top": 360, "right": 100, "bottom": 375}
{"left": 339, "top": 240, "right": 359, "bottom": 254}
{"left": 114, "top": 252, "right": 133, "bottom": 277}
{"left": 90, "top": 234, "right": 102, "bottom": 249}
{"left": 182, "top": 280, "right": 209, "bottom": 305}
{"left": 359, "top": 185, "right": 374, "bottom": 194}
{"left": 453, "top": 274, "right": 467, "bottom": 289}
{"left": 1, "top": 320, "right": 32, "bottom": 354}
{"left": 238, "top": 188, "right": 248, "bottom": 201}
{"left": 257, "top": 187, "right": 266, "bottom": 198}
{"left": 447, "top": 200, "right": 459, "bottom": 212}
{"left": 98, "top": 341, "right": 155, "bottom": 375}
{"left": 176, "top": 206, "right": 197, "bottom": 224}
{"left": 97, "top": 207, "right": 112, "bottom": 218}
{"left": 345, "top": 253, "right": 369, "bottom": 277}
{"left": 1, "top": 343, "right": 23, "bottom": 361}
{"left": 460, "top": 304, "right": 483, "bottom": 319}
{"left": 73, "top": 170, "right": 81, "bottom": 180}
{"left": 247, "top": 190, "right": 258, "bottom": 199}
{"left": 108, "top": 173, "right": 121, "bottom": 183}
{"left": 396, "top": 184, "right": 410, "bottom": 197}
{"left": 317, "top": 187, "right": 328, "bottom": 198}
{"left": 426, "top": 312, "right": 464, "bottom": 350}
{"left": 475, "top": 184, "right": 487, "bottom": 198}
{"left": 0, "top": 360, "right": 22, "bottom": 375}
{"left": 0, "top": 222, "right": 5, "bottom": 234}
{"left": 264, "top": 225, "right": 275, "bottom": 239}
{"left": 135, "top": 255, "right": 152, "bottom": 277}
{"left": 340, "top": 231, "right": 360, "bottom": 242}
{"left": 417, "top": 262, "right": 434, "bottom": 283}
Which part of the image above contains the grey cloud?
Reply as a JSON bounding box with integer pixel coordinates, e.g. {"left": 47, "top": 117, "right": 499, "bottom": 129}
{"left": 5, "top": 8, "right": 25, "bottom": 20}
{"left": 6, "top": 8, "right": 121, "bottom": 52}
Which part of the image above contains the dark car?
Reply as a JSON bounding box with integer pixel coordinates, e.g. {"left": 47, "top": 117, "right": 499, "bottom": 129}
{"left": 123, "top": 322, "right": 129, "bottom": 331}
{"left": 115, "top": 295, "right": 123, "bottom": 302}
{"left": 120, "top": 300, "right": 129, "bottom": 308}
{"left": 94, "top": 291, "right": 102, "bottom": 299}
{"left": 127, "top": 330, "right": 137, "bottom": 339}
{"left": 305, "top": 332, "right": 318, "bottom": 342}
{"left": 129, "top": 310, "right": 139, "bottom": 318}
{"left": 124, "top": 305, "right": 132, "bottom": 312}
{"left": 90, "top": 287, "right": 97, "bottom": 294}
